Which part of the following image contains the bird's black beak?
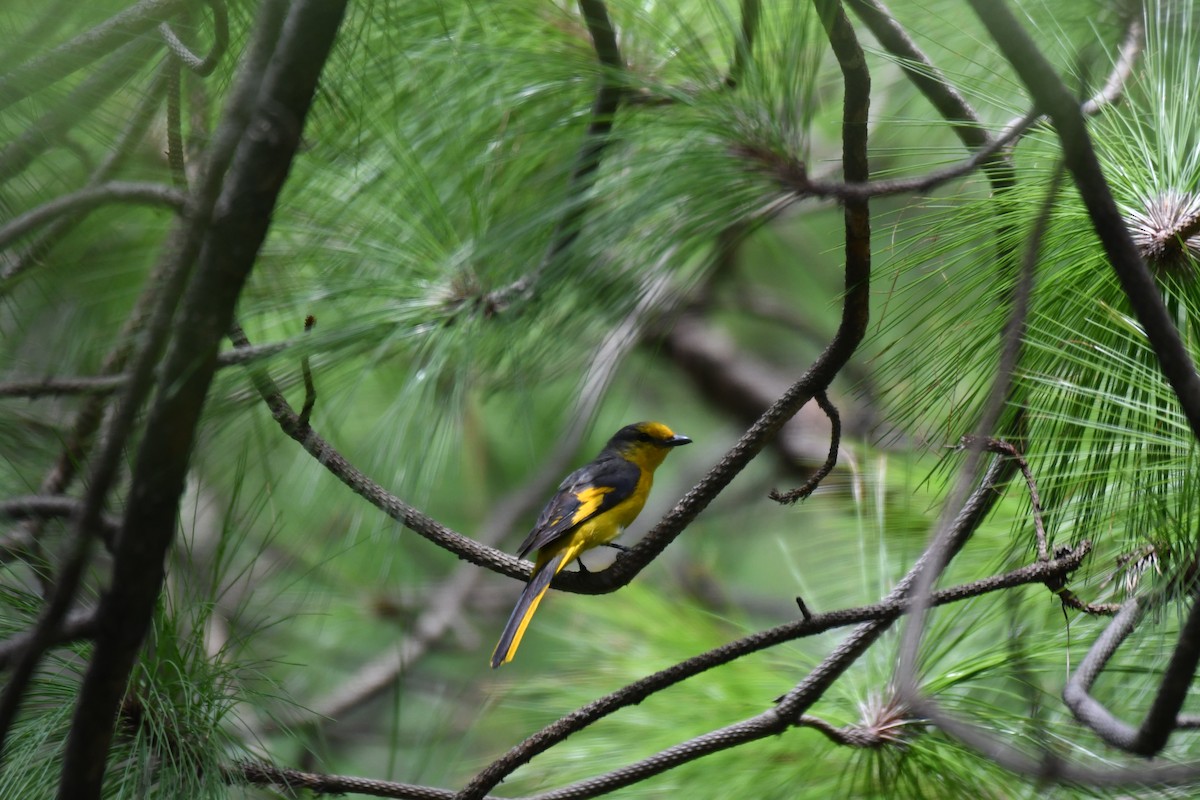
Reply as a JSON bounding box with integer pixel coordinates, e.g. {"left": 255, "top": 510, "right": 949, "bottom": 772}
{"left": 666, "top": 434, "right": 692, "bottom": 447}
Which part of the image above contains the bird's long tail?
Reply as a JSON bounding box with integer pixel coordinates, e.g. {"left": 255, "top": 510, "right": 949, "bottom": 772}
{"left": 491, "top": 544, "right": 580, "bottom": 668}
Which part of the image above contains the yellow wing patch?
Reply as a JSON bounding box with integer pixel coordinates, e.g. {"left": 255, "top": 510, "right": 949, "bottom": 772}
{"left": 570, "top": 485, "right": 615, "bottom": 525}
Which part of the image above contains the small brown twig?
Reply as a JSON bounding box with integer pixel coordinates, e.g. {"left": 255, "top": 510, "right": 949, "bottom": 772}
{"left": 957, "top": 436, "right": 1047, "bottom": 561}
{"left": 798, "top": 714, "right": 893, "bottom": 748}
{"left": 298, "top": 315, "right": 317, "bottom": 429}
{"left": 769, "top": 391, "right": 841, "bottom": 504}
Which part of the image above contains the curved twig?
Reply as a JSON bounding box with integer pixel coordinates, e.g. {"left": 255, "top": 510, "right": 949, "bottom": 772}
{"left": 769, "top": 391, "right": 840, "bottom": 503}
{"left": 0, "top": 182, "right": 186, "bottom": 252}
{"left": 158, "top": 0, "right": 229, "bottom": 77}
{"left": 957, "top": 436, "right": 1048, "bottom": 561}
{"left": 1081, "top": 13, "right": 1145, "bottom": 115}
{"left": 798, "top": 714, "right": 888, "bottom": 748}
{"left": 1063, "top": 595, "right": 1200, "bottom": 756}
{"left": 921, "top": 688, "right": 1200, "bottom": 786}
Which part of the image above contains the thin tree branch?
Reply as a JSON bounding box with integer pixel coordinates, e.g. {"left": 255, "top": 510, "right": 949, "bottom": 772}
{"left": 997, "top": 11, "right": 1145, "bottom": 141}
{"left": 894, "top": 164, "right": 1063, "bottom": 697}
{"left": 0, "top": 375, "right": 128, "bottom": 399}
{"left": 0, "top": 609, "right": 97, "bottom": 671}
{"left": 844, "top": 0, "right": 996, "bottom": 158}
{"left": 769, "top": 391, "right": 840, "bottom": 503}
{"left": 297, "top": 316, "right": 317, "bottom": 429}
{"left": 1081, "top": 12, "right": 1145, "bottom": 116}
{"left": 922, "top": 695, "right": 1200, "bottom": 786}
{"left": 797, "top": 715, "right": 886, "bottom": 748}
{"left": 567, "top": 0, "right": 872, "bottom": 595}
{"left": 224, "top": 326, "right": 531, "bottom": 580}
{"left": 459, "top": 535, "right": 1089, "bottom": 800}
{"left": 231, "top": 761, "right": 465, "bottom": 800}
{"left": 479, "top": 0, "right": 625, "bottom": 314}
{"left": 770, "top": 455, "right": 1013, "bottom": 730}
{"left": 0, "top": 342, "right": 293, "bottom": 401}
{"left": 1063, "top": 595, "right": 1200, "bottom": 756}
{"left": 0, "top": 497, "right": 118, "bottom": 551}
{"left": 55, "top": 2, "right": 345, "bottom": 796}
{"left": 0, "top": 182, "right": 186, "bottom": 251}
{"left": 158, "top": 0, "right": 229, "bottom": 77}
{"left": 754, "top": 113, "right": 1028, "bottom": 200}
{"left": 166, "top": 56, "right": 187, "bottom": 187}
{"left": 957, "top": 436, "right": 1047, "bottom": 561}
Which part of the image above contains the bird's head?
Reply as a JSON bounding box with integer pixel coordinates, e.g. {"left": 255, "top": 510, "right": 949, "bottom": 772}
{"left": 605, "top": 421, "right": 692, "bottom": 470}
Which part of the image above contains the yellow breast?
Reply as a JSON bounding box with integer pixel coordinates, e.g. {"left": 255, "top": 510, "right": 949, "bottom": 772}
{"left": 574, "top": 468, "right": 653, "bottom": 549}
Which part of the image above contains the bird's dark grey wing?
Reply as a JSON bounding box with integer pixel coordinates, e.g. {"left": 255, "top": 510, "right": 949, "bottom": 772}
{"left": 515, "top": 455, "right": 640, "bottom": 558}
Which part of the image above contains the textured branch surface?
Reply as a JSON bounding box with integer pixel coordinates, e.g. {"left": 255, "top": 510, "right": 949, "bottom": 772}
{"left": 224, "top": 545, "right": 1090, "bottom": 800}
{"left": 460, "top": 534, "right": 1087, "bottom": 799}
{"left": 1063, "top": 595, "right": 1200, "bottom": 756}
{"left": 55, "top": 2, "right": 347, "bottom": 797}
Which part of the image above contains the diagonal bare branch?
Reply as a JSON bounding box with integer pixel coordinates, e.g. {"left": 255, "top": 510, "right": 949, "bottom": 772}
{"left": 53, "top": 2, "right": 347, "bottom": 796}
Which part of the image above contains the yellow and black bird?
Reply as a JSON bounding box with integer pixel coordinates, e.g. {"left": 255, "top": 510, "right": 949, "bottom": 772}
{"left": 490, "top": 421, "right": 692, "bottom": 668}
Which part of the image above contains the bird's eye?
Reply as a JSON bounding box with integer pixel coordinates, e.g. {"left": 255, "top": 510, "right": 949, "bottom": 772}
{"left": 637, "top": 431, "right": 654, "bottom": 442}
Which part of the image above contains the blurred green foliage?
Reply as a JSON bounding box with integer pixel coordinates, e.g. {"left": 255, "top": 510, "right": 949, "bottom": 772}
{"left": 4, "top": 0, "right": 1200, "bottom": 798}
